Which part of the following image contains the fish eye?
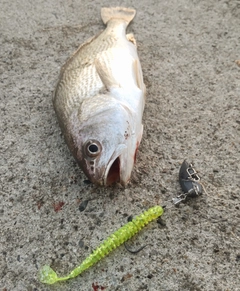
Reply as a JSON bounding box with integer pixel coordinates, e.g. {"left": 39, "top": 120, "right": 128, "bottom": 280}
{"left": 84, "top": 140, "right": 102, "bottom": 158}
{"left": 88, "top": 144, "right": 99, "bottom": 153}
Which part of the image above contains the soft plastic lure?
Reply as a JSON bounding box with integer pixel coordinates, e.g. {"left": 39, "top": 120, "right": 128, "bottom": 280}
{"left": 39, "top": 205, "right": 164, "bottom": 284}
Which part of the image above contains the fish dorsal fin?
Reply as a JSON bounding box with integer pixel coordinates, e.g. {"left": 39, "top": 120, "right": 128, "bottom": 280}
{"left": 95, "top": 48, "right": 145, "bottom": 92}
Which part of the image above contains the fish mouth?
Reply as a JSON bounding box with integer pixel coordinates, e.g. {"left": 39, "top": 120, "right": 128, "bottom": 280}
{"left": 103, "top": 144, "right": 126, "bottom": 186}
{"left": 105, "top": 157, "right": 120, "bottom": 185}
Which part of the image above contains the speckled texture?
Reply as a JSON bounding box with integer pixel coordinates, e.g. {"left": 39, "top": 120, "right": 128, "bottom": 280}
{"left": 1, "top": 0, "right": 239, "bottom": 290}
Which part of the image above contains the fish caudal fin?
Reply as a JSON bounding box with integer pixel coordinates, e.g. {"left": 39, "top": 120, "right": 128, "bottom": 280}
{"left": 101, "top": 7, "right": 136, "bottom": 26}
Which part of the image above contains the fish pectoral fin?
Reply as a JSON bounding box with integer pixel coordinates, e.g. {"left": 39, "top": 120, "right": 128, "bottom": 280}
{"left": 95, "top": 48, "right": 145, "bottom": 92}
{"left": 95, "top": 52, "right": 120, "bottom": 89}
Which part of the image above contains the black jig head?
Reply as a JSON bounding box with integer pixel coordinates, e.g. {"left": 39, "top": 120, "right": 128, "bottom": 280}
{"left": 173, "top": 160, "right": 203, "bottom": 205}
{"left": 179, "top": 160, "right": 202, "bottom": 197}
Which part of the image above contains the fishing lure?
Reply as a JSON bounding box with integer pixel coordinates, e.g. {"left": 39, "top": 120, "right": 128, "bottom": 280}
{"left": 39, "top": 205, "right": 164, "bottom": 284}
{"left": 173, "top": 160, "right": 203, "bottom": 205}
{"left": 179, "top": 160, "right": 202, "bottom": 197}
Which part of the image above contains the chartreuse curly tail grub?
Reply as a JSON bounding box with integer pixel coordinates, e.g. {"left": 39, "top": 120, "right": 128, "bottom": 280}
{"left": 39, "top": 205, "right": 164, "bottom": 284}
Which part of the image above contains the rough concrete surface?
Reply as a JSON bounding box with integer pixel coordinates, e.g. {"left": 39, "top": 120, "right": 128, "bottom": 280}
{"left": 1, "top": 0, "right": 240, "bottom": 290}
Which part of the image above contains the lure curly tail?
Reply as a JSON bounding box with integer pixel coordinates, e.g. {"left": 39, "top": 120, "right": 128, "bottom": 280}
{"left": 39, "top": 205, "right": 164, "bottom": 284}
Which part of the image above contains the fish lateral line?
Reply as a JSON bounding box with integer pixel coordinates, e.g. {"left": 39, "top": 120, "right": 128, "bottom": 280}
{"left": 39, "top": 205, "right": 164, "bottom": 284}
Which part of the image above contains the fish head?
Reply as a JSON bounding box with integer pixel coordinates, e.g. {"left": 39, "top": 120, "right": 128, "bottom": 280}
{"left": 68, "top": 95, "right": 140, "bottom": 186}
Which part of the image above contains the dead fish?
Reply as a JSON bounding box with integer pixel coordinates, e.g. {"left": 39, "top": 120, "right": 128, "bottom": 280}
{"left": 53, "top": 7, "right": 146, "bottom": 186}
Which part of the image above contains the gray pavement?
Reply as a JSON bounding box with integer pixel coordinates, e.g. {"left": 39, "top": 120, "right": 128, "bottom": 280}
{"left": 1, "top": 0, "right": 240, "bottom": 290}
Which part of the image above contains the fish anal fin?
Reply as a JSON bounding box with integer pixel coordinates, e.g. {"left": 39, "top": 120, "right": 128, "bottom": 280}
{"left": 126, "top": 33, "right": 137, "bottom": 46}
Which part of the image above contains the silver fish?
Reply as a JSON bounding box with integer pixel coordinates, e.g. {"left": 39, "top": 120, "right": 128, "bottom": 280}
{"left": 53, "top": 7, "right": 146, "bottom": 186}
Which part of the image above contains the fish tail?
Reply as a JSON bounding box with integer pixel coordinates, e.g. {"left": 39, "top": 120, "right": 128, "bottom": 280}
{"left": 101, "top": 7, "right": 136, "bottom": 26}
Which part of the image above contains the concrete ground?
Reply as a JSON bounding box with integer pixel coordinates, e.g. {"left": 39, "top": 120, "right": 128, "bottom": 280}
{"left": 1, "top": 0, "right": 239, "bottom": 290}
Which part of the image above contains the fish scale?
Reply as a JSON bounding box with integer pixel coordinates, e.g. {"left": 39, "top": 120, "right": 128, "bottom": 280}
{"left": 61, "top": 66, "right": 102, "bottom": 118}
{"left": 54, "top": 34, "right": 120, "bottom": 121}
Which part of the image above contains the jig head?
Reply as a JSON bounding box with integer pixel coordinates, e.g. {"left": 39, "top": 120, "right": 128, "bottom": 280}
{"left": 173, "top": 160, "right": 203, "bottom": 205}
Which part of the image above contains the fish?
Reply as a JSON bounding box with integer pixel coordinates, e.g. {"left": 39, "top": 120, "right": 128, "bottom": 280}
{"left": 53, "top": 7, "right": 146, "bottom": 186}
